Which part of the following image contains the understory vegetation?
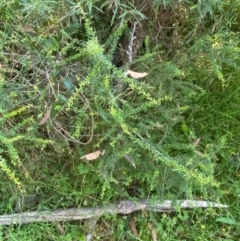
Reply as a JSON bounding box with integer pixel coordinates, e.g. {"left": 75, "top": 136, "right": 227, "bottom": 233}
{"left": 0, "top": 0, "right": 240, "bottom": 240}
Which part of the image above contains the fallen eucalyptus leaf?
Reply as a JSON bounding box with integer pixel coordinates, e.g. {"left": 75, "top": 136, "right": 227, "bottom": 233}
{"left": 80, "top": 150, "right": 105, "bottom": 161}
{"left": 127, "top": 70, "right": 148, "bottom": 79}
{"left": 148, "top": 222, "right": 158, "bottom": 241}
{"left": 57, "top": 222, "right": 65, "bottom": 235}
{"left": 130, "top": 217, "right": 139, "bottom": 237}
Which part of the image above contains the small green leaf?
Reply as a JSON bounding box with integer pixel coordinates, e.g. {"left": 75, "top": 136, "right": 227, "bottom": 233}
{"left": 216, "top": 217, "right": 236, "bottom": 225}
{"left": 63, "top": 79, "right": 76, "bottom": 91}
{"left": 96, "top": 104, "right": 111, "bottom": 123}
{"left": 57, "top": 93, "right": 68, "bottom": 102}
{"left": 181, "top": 123, "right": 189, "bottom": 134}
{"left": 78, "top": 163, "right": 90, "bottom": 174}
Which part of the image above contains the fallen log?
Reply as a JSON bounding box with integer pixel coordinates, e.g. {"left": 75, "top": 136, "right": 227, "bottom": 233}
{"left": 0, "top": 199, "right": 228, "bottom": 225}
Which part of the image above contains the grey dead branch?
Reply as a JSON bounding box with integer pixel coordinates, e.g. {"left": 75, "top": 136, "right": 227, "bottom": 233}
{"left": 0, "top": 199, "right": 227, "bottom": 226}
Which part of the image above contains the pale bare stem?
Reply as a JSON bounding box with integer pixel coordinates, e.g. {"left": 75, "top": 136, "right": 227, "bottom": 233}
{"left": 50, "top": 119, "right": 93, "bottom": 145}
{"left": 158, "top": 132, "right": 167, "bottom": 144}
{"left": 114, "top": 22, "right": 138, "bottom": 102}
{"left": 161, "top": 167, "right": 168, "bottom": 196}
{"left": 9, "top": 59, "right": 21, "bottom": 82}
{"left": 109, "top": 2, "right": 117, "bottom": 11}
{"left": 156, "top": 20, "right": 176, "bottom": 40}
{"left": 115, "top": 22, "right": 137, "bottom": 100}
{"left": 127, "top": 22, "right": 137, "bottom": 64}
{"left": 34, "top": 66, "right": 46, "bottom": 77}
{"left": 124, "top": 154, "right": 136, "bottom": 168}
{"left": 136, "top": 133, "right": 145, "bottom": 141}
{"left": 45, "top": 68, "right": 57, "bottom": 99}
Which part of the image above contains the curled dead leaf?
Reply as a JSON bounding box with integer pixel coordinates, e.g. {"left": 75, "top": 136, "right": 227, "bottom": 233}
{"left": 193, "top": 138, "right": 201, "bottom": 148}
{"left": 130, "top": 217, "right": 139, "bottom": 237}
{"left": 127, "top": 70, "right": 148, "bottom": 79}
{"left": 80, "top": 150, "right": 105, "bottom": 161}
{"left": 148, "top": 222, "right": 158, "bottom": 241}
{"left": 56, "top": 222, "right": 65, "bottom": 235}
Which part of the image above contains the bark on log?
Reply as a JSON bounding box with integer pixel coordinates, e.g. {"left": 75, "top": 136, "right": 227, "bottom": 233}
{"left": 0, "top": 199, "right": 228, "bottom": 226}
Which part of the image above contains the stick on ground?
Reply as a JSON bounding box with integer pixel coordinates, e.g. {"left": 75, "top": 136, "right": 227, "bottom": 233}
{"left": 0, "top": 199, "right": 228, "bottom": 226}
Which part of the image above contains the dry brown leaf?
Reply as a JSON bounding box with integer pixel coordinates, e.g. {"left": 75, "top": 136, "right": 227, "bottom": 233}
{"left": 127, "top": 70, "right": 148, "bottom": 79}
{"left": 22, "top": 25, "right": 36, "bottom": 34}
{"left": 39, "top": 108, "right": 51, "bottom": 125}
{"left": 80, "top": 150, "right": 105, "bottom": 161}
{"left": 155, "top": 122, "right": 163, "bottom": 128}
{"left": 130, "top": 217, "right": 139, "bottom": 237}
{"left": 193, "top": 138, "right": 201, "bottom": 148}
{"left": 148, "top": 222, "right": 158, "bottom": 241}
{"left": 57, "top": 222, "right": 65, "bottom": 235}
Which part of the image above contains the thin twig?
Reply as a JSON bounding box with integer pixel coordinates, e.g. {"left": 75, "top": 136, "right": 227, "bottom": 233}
{"left": 49, "top": 92, "right": 94, "bottom": 145}
{"left": 45, "top": 68, "right": 57, "bottom": 99}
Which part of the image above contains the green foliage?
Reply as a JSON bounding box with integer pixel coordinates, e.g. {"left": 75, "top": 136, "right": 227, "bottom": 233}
{"left": 0, "top": 79, "right": 52, "bottom": 188}
{"left": 0, "top": 0, "right": 240, "bottom": 240}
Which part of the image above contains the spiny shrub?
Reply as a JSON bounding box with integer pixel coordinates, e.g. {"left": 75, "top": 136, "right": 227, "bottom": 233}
{"left": 0, "top": 78, "right": 52, "bottom": 188}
